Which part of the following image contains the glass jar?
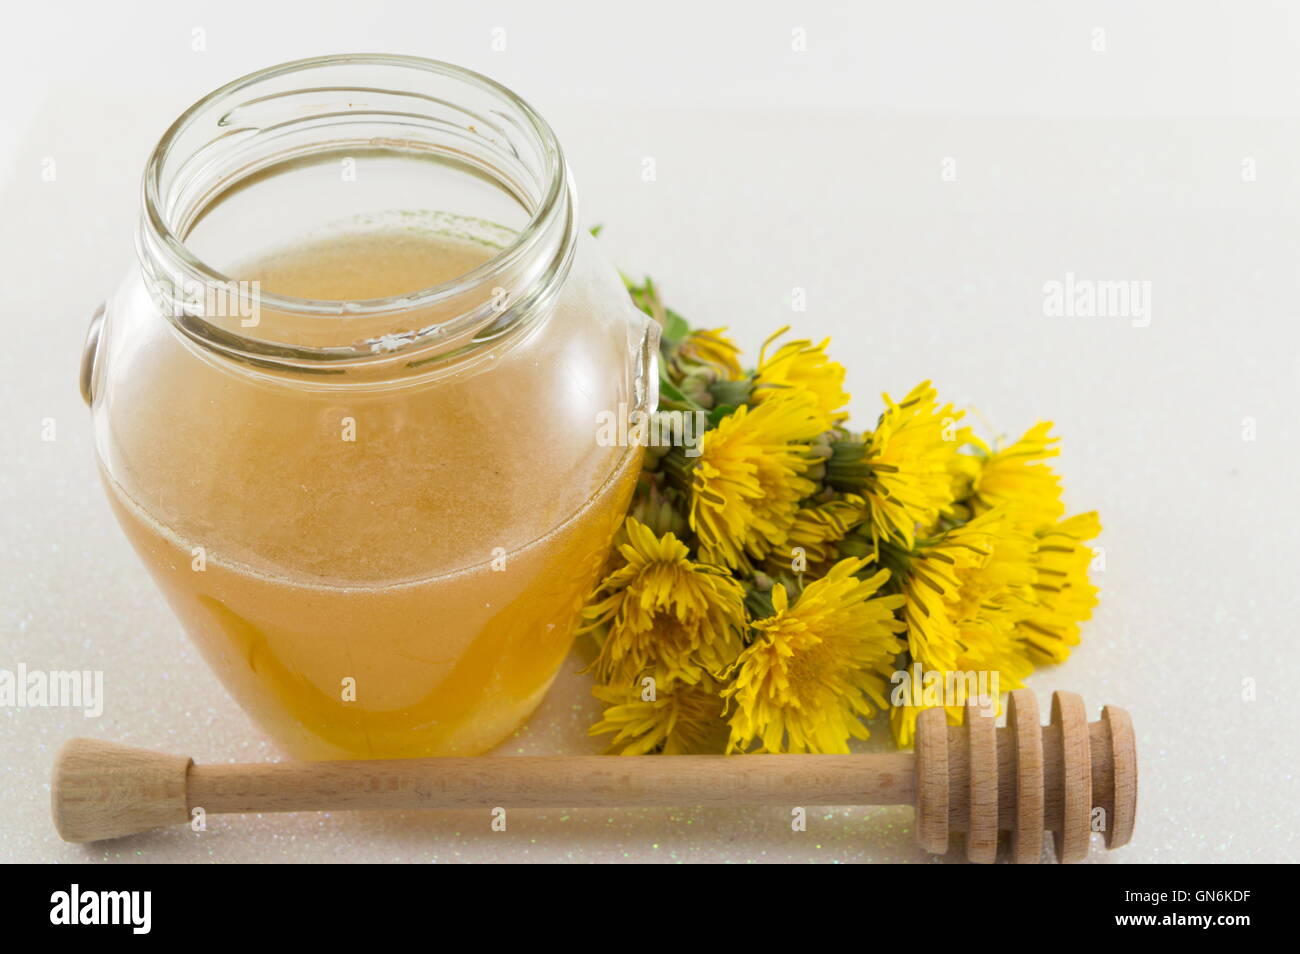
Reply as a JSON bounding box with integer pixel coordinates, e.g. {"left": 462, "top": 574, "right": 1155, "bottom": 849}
{"left": 82, "top": 55, "right": 657, "bottom": 759}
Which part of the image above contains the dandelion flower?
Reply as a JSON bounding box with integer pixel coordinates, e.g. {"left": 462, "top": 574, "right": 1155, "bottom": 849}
{"left": 829, "top": 382, "right": 965, "bottom": 550}
{"left": 723, "top": 559, "right": 905, "bottom": 754}
{"left": 676, "top": 327, "right": 744, "bottom": 381}
{"left": 908, "top": 523, "right": 1039, "bottom": 745}
{"left": 583, "top": 518, "right": 745, "bottom": 688}
{"left": 887, "top": 510, "right": 1003, "bottom": 675}
{"left": 946, "top": 448, "right": 983, "bottom": 517}
{"left": 884, "top": 510, "right": 1031, "bottom": 747}
{"left": 887, "top": 510, "right": 1064, "bottom": 747}
{"left": 888, "top": 507, "right": 1101, "bottom": 748}
{"left": 768, "top": 494, "right": 869, "bottom": 575}
{"left": 890, "top": 701, "right": 927, "bottom": 749}
{"left": 589, "top": 679, "right": 728, "bottom": 755}
{"left": 689, "top": 390, "right": 826, "bottom": 570}
{"left": 1017, "top": 511, "right": 1102, "bottom": 664}
{"left": 752, "top": 327, "right": 850, "bottom": 427}
{"left": 969, "top": 422, "right": 1065, "bottom": 530}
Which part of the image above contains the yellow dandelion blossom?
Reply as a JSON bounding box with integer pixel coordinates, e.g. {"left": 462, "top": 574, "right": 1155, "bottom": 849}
{"left": 947, "top": 449, "right": 983, "bottom": 516}
{"left": 890, "top": 700, "right": 927, "bottom": 749}
{"left": 887, "top": 663, "right": 1019, "bottom": 748}
{"left": 1017, "top": 511, "right": 1102, "bottom": 665}
{"left": 589, "top": 679, "right": 728, "bottom": 755}
{"left": 885, "top": 513, "right": 1030, "bottom": 747}
{"left": 863, "top": 381, "right": 965, "bottom": 549}
{"left": 947, "top": 521, "right": 1038, "bottom": 636}
{"left": 888, "top": 511, "right": 1064, "bottom": 747}
{"left": 889, "top": 675, "right": 976, "bottom": 750}
{"left": 676, "top": 327, "right": 744, "bottom": 381}
{"left": 969, "top": 422, "right": 1065, "bottom": 530}
{"left": 723, "top": 559, "right": 905, "bottom": 754}
{"left": 752, "top": 327, "right": 850, "bottom": 427}
{"left": 583, "top": 518, "right": 745, "bottom": 688}
{"left": 935, "top": 526, "right": 1039, "bottom": 722}
{"left": 766, "top": 494, "right": 869, "bottom": 574}
{"left": 689, "top": 390, "right": 826, "bottom": 570}
{"left": 891, "top": 510, "right": 1003, "bottom": 675}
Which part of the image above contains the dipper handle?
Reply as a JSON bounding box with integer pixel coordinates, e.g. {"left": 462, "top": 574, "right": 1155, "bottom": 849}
{"left": 51, "top": 743, "right": 913, "bottom": 838}
{"left": 52, "top": 690, "right": 1136, "bottom": 863}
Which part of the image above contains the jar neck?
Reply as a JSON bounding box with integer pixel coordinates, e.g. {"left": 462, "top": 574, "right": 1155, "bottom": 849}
{"left": 135, "top": 54, "right": 576, "bottom": 383}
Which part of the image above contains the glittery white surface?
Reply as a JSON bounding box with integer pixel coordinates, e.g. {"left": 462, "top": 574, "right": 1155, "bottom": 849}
{"left": 3, "top": 1, "right": 1299, "bottom": 863}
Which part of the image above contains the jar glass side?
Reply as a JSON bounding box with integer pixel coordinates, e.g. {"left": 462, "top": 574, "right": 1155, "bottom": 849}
{"left": 89, "top": 56, "right": 658, "bottom": 758}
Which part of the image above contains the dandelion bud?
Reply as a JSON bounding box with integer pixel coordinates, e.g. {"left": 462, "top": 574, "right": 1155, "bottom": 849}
{"left": 677, "top": 367, "right": 716, "bottom": 409}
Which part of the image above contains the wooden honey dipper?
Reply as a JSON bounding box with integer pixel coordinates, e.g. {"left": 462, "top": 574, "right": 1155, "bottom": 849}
{"left": 51, "top": 689, "right": 1136, "bottom": 862}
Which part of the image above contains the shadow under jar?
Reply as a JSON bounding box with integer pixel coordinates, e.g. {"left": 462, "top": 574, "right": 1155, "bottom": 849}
{"left": 83, "top": 55, "right": 657, "bottom": 759}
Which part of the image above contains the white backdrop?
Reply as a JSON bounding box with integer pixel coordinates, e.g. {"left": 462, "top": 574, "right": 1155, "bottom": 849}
{"left": 2, "top": 0, "right": 1297, "bottom": 863}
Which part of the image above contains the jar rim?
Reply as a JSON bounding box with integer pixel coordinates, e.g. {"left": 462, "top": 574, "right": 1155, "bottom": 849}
{"left": 140, "top": 53, "right": 569, "bottom": 328}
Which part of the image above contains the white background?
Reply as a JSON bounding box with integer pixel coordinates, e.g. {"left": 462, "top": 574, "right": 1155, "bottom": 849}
{"left": 2, "top": 1, "right": 1297, "bottom": 863}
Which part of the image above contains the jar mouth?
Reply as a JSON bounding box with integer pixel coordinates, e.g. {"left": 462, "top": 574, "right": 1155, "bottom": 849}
{"left": 138, "top": 53, "right": 573, "bottom": 371}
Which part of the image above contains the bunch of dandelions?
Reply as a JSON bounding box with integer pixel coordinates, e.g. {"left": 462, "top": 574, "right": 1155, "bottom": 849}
{"left": 581, "top": 274, "right": 1101, "bottom": 755}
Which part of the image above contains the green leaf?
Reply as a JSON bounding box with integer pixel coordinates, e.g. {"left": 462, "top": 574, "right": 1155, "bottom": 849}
{"left": 661, "top": 307, "right": 691, "bottom": 344}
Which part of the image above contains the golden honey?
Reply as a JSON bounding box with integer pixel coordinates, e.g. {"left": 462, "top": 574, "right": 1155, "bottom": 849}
{"left": 99, "top": 228, "right": 642, "bottom": 758}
